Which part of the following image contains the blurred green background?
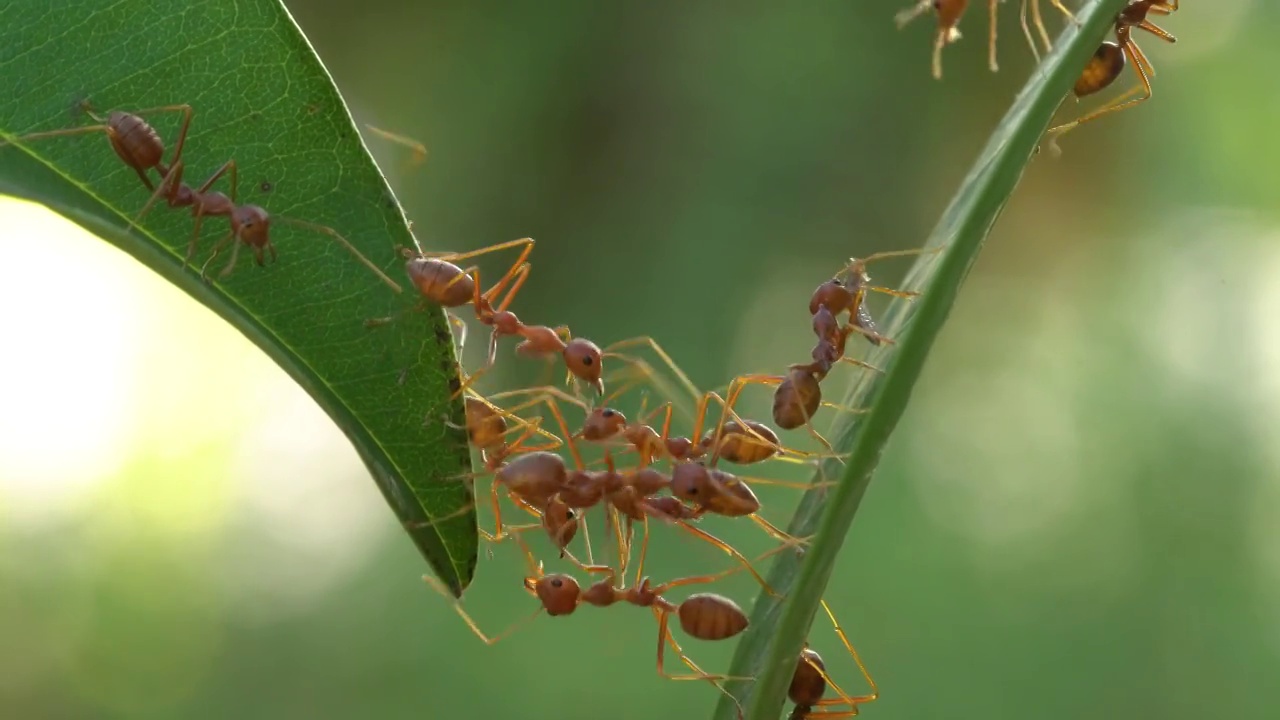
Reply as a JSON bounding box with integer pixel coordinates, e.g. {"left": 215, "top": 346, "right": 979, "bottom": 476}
{"left": 1, "top": 1, "right": 1276, "bottom": 718}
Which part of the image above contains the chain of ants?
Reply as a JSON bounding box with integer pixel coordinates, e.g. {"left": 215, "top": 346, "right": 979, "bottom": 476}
{"left": 0, "top": 3, "right": 1179, "bottom": 717}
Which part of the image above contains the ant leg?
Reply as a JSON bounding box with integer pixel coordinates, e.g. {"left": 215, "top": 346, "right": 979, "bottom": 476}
{"left": 987, "top": 0, "right": 999, "bottom": 73}
{"left": 802, "top": 600, "right": 879, "bottom": 714}
{"left": 273, "top": 216, "right": 403, "bottom": 292}
{"left": 364, "top": 124, "right": 428, "bottom": 170}
{"left": 1047, "top": 36, "right": 1165, "bottom": 144}
{"left": 650, "top": 541, "right": 802, "bottom": 598}
{"left": 604, "top": 337, "right": 701, "bottom": 409}
{"left": 421, "top": 574, "right": 544, "bottom": 645}
{"left": 932, "top": 26, "right": 953, "bottom": 81}
{"left": 1019, "top": 0, "right": 1042, "bottom": 61}
{"left": 670, "top": 521, "right": 781, "bottom": 597}
{"left": 363, "top": 299, "right": 427, "bottom": 329}
{"left": 652, "top": 608, "right": 748, "bottom": 719}
{"left": 200, "top": 231, "right": 237, "bottom": 282}
{"left": 1048, "top": 0, "right": 1077, "bottom": 25}
{"left": 485, "top": 245, "right": 536, "bottom": 311}
{"left": 893, "top": 1, "right": 931, "bottom": 31}
{"left": 446, "top": 310, "right": 468, "bottom": 351}
{"left": 845, "top": 246, "right": 940, "bottom": 278}
{"left": 1030, "top": 0, "right": 1053, "bottom": 55}
{"left": 419, "top": 237, "right": 536, "bottom": 280}
{"left": 1136, "top": 19, "right": 1177, "bottom": 44}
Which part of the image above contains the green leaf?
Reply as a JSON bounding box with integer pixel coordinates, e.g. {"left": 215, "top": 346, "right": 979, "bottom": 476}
{"left": 713, "top": 1, "right": 1132, "bottom": 718}
{"left": 0, "top": 0, "right": 477, "bottom": 594}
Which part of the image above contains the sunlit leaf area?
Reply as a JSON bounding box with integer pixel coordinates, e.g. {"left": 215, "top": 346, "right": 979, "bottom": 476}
{"left": 2, "top": 1, "right": 1277, "bottom": 719}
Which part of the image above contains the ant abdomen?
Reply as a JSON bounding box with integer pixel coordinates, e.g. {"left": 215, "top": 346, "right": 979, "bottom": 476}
{"left": 677, "top": 593, "right": 749, "bottom": 641}
{"left": 106, "top": 111, "right": 164, "bottom": 173}
{"left": 1075, "top": 42, "right": 1127, "bottom": 97}
{"left": 464, "top": 397, "right": 507, "bottom": 448}
{"left": 407, "top": 257, "right": 475, "bottom": 306}
{"left": 789, "top": 647, "right": 828, "bottom": 708}
{"left": 706, "top": 420, "right": 782, "bottom": 465}
{"left": 773, "top": 368, "right": 823, "bottom": 430}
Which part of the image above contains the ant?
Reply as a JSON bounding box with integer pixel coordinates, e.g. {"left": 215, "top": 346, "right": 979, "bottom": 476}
{"left": 0, "top": 101, "right": 192, "bottom": 227}
{"left": 369, "top": 238, "right": 613, "bottom": 396}
{"left": 787, "top": 600, "right": 880, "bottom": 720}
{"left": 422, "top": 530, "right": 795, "bottom": 718}
{"left": 1045, "top": 1, "right": 1178, "bottom": 151}
{"left": 364, "top": 124, "right": 428, "bottom": 172}
{"left": 0, "top": 101, "right": 403, "bottom": 291}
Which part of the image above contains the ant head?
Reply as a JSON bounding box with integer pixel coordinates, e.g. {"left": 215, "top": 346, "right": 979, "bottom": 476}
{"left": 532, "top": 574, "right": 581, "bottom": 616}
{"left": 563, "top": 339, "right": 604, "bottom": 392}
{"left": 233, "top": 205, "right": 271, "bottom": 247}
{"left": 582, "top": 407, "right": 627, "bottom": 441}
{"left": 669, "top": 461, "right": 710, "bottom": 502}
{"left": 542, "top": 498, "right": 579, "bottom": 549}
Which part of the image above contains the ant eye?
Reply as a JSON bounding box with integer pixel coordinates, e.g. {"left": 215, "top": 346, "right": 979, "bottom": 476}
{"left": 581, "top": 356, "right": 594, "bottom": 366}
{"left": 551, "top": 578, "right": 563, "bottom": 588}
{"left": 602, "top": 409, "right": 616, "bottom": 417}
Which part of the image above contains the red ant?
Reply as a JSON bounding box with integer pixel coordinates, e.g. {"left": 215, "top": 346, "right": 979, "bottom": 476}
{"left": 1045, "top": 1, "right": 1178, "bottom": 151}
{"left": 787, "top": 600, "right": 880, "bottom": 719}
{"left": 1, "top": 101, "right": 403, "bottom": 291}
{"left": 0, "top": 101, "right": 192, "bottom": 225}
{"left": 369, "top": 238, "right": 612, "bottom": 395}
{"left": 423, "top": 531, "right": 795, "bottom": 718}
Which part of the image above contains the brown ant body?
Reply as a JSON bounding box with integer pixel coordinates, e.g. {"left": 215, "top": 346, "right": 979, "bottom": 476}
{"left": 1046, "top": 1, "right": 1178, "bottom": 149}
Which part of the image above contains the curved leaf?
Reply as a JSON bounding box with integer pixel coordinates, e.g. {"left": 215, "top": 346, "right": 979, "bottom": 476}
{"left": 0, "top": 0, "right": 477, "bottom": 594}
{"left": 713, "top": 1, "right": 1133, "bottom": 717}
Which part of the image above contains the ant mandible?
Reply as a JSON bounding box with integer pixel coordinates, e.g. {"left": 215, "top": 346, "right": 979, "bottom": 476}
{"left": 1044, "top": 1, "right": 1178, "bottom": 151}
